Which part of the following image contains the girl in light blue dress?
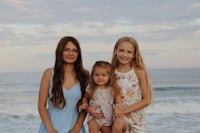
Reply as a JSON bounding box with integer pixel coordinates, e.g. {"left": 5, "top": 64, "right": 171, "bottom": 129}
{"left": 38, "top": 36, "right": 90, "bottom": 133}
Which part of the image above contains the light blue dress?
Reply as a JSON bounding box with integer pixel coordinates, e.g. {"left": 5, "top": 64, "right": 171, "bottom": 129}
{"left": 38, "top": 71, "right": 86, "bottom": 133}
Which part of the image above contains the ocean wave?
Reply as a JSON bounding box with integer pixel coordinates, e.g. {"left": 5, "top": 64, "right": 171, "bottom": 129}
{"left": 153, "top": 86, "right": 200, "bottom": 91}
{"left": 0, "top": 104, "right": 39, "bottom": 117}
{"left": 147, "top": 96, "right": 200, "bottom": 114}
{"left": 1, "top": 97, "right": 200, "bottom": 116}
{"left": 0, "top": 82, "right": 39, "bottom": 87}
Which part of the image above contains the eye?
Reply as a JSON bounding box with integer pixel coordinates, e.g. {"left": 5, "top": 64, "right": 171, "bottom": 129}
{"left": 64, "top": 48, "right": 79, "bottom": 54}
{"left": 72, "top": 49, "right": 79, "bottom": 53}
{"left": 127, "top": 50, "right": 133, "bottom": 54}
{"left": 64, "top": 48, "right": 70, "bottom": 52}
{"left": 119, "top": 49, "right": 124, "bottom": 52}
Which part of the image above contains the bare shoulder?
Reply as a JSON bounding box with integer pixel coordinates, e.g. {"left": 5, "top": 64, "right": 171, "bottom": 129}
{"left": 135, "top": 69, "right": 145, "bottom": 79}
{"left": 42, "top": 68, "right": 52, "bottom": 80}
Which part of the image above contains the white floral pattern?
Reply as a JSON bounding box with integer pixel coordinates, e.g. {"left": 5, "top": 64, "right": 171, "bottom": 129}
{"left": 115, "top": 68, "right": 146, "bottom": 133}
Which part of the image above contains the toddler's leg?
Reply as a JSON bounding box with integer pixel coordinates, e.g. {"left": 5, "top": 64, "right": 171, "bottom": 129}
{"left": 101, "top": 125, "right": 112, "bottom": 133}
{"left": 112, "top": 116, "right": 126, "bottom": 133}
{"left": 88, "top": 119, "right": 100, "bottom": 133}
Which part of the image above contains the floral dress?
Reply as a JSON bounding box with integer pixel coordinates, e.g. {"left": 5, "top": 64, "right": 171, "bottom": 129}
{"left": 115, "top": 68, "right": 146, "bottom": 133}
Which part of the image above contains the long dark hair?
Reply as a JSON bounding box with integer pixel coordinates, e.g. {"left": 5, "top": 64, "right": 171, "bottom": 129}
{"left": 51, "top": 36, "right": 89, "bottom": 109}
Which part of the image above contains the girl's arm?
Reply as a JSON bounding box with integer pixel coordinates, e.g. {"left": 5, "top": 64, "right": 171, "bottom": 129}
{"left": 113, "top": 94, "right": 123, "bottom": 118}
{"left": 69, "top": 110, "right": 87, "bottom": 133}
{"left": 79, "top": 93, "right": 89, "bottom": 110}
{"left": 115, "top": 94, "right": 122, "bottom": 104}
{"left": 122, "top": 69, "right": 151, "bottom": 114}
{"left": 69, "top": 91, "right": 89, "bottom": 132}
{"left": 38, "top": 68, "right": 57, "bottom": 133}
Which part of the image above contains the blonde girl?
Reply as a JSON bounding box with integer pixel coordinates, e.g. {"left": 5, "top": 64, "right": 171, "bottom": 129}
{"left": 79, "top": 61, "right": 121, "bottom": 133}
{"left": 111, "top": 36, "right": 152, "bottom": 133}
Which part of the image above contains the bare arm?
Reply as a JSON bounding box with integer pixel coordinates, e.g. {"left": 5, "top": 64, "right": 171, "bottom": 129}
{"left": 115, "top": 94, "right": 122, "bottom": 104}
{"left": 113, "top": 94, "right": 124, "bottom": 118}
{"left": 122, "top": 69, "right": 151, "bottom": 114}
{"left": 38, "top": 68, "right": 57, "bottom": 133}
{"left": 69, "top": 110, "right": 87, "bottom": 133}
{"left": 79, "top": 93, "right": 89, "bottom": 110}
{"left": 70, "top": 93, "right": 89, "bottom": 132}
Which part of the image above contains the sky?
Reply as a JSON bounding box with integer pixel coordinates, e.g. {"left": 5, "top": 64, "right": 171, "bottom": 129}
{"left": 0, "top": 0, "right": 200, "bottom": 73}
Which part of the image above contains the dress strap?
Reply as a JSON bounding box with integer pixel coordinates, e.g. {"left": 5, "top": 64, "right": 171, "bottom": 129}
{"left": 132, "top": 68, "right": 139, "bottom": 81}
{"left": 50, "top": 67, "right": 54, "bottom": 76}
{"left": 48, "top": 68, "right": 54, "bottom": 97}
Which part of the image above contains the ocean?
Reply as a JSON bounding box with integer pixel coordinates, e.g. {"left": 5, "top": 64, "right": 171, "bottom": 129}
{"left": 0, "top": 68, "right": 200, "bottom": 133}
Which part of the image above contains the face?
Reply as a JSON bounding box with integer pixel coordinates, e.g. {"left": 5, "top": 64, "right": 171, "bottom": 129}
{"left": 115, "top": 41, "right": 134, "bottom": 66}
{"left": 93, "top": 67, "right": 109, "bottom": 88}
{"left": 62, "top": 41, "right": 79, "bottom": 64}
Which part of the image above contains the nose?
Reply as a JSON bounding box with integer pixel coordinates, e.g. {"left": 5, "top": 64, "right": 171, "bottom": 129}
{"left": 122, "top": 51, "right": 128, "bottom": 57}
{"left": 68, "top": 51, "right": 73, "bottom": 55}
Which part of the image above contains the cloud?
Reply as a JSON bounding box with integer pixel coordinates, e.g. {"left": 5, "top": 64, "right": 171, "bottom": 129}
{"left": 72, "top": 7, "right": 92, "bottom": 13}
{"left": 0, "top": 16, "right": 198, "bottom": 48}
{"left": 1, "top": 0, "right": 200, "bottom": 72}
{"left": 3, "top": 0, "right": 27, "bottom": 8}
{"left": 0, "top": 23, "right": 166, "bottom": 48}
{"left": 2, "top": 0, "right": 38, "bottom": 16}
{"left": 189, "top": 18, "right": 200, "bottom": 26}
{"left": 191, "top": 2, "right": 200, "bottom": 8}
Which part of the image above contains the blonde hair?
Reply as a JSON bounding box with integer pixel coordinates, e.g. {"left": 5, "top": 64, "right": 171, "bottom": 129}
{"left": 111, "top": 36, "right": 152, "bottom": 102}
{"left": 89, "top": 61, "right": 121, "bottom": 101}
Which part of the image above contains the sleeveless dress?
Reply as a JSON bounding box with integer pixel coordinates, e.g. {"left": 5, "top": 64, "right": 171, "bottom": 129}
{"left": 38, "top": 69, "right": 86, "bottom": 133}
{"left": 87, "top": 87, "right": 114, "bottom": 127}
{"left": 115, "top": 68, "right": 146, "bottom": 133}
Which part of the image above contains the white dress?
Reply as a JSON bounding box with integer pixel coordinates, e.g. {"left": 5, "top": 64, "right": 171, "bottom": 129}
{"left": 115, "top": 68, "right": 146, "bottom": 133}
{"left": 87, "top": 87, "right": 114, "bottom": 127}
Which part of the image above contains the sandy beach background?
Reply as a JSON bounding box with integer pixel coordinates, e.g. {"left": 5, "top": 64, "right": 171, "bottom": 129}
{"left": 0, "top": 68, "right": 200, "bottom": 133}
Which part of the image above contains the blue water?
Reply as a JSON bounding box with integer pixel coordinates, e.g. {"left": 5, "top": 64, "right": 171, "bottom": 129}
{"left": 0, "top": 68, "right": 200, "bottom": 133}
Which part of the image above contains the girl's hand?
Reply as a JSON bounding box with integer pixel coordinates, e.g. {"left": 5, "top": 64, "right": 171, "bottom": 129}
{"left": 47, "top": 127, "right": 58, "bottom": 133}
{"left": 113, "top": 104, "right": 123, "bottom": 119}
{"left": 68, "top": 128, "right": 79, "bottom": 133}
{"left": 79, "top": 103, "right": 89, "bottom": 111}
{"left": 113, "top": 113, "right": 124, "bottom": 120}
{"left": 87, "top": 105, "right": 104, "bottom": 119}
{"left": 68, "top": 122, "right": 82, "bottom": 133}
